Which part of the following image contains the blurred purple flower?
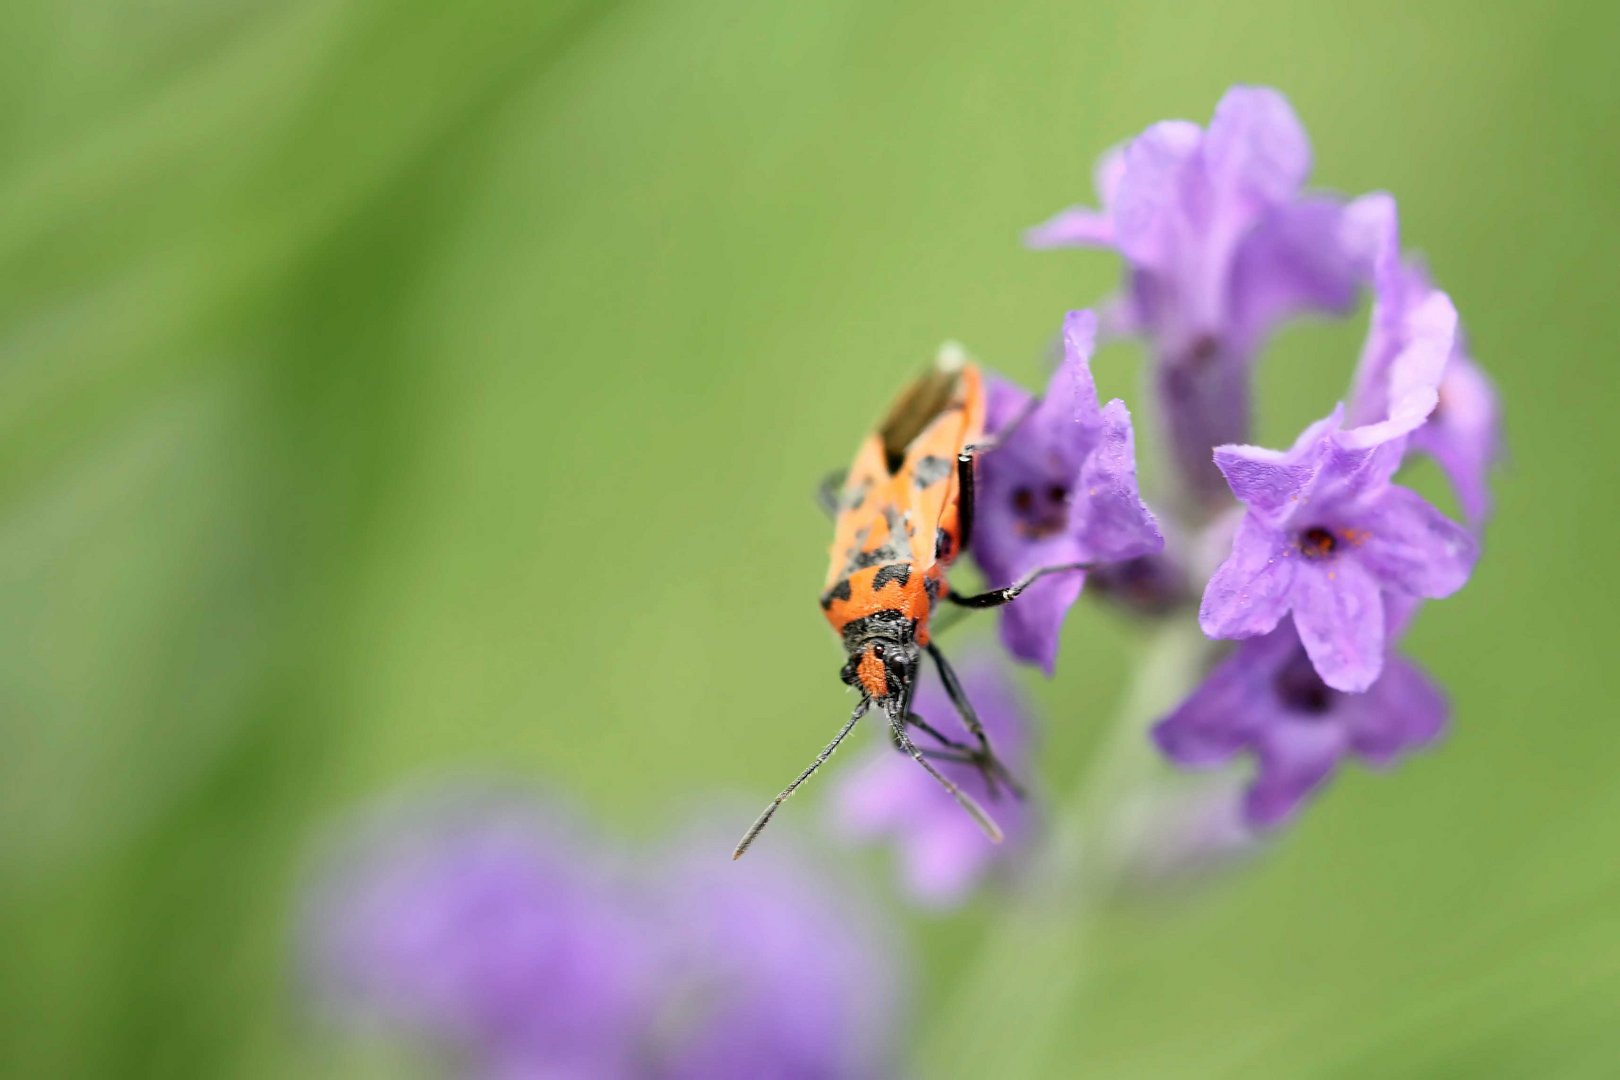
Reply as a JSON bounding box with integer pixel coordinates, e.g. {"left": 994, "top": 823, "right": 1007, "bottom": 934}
{"left": 301, "top": 789, "right": 652, "bottom": 1079}
{"left": 1345, "top": 193, "right": 1503, "bottom": 525}
{"left": 1154, "top": 611, "right": 1448, "bottom": 827}
{"left": 1199, "top": 364, "right": 1477, "bottom": 691}
{"left": 833, "top": 651, "right": 1036, "bottom": 906}
{"left": 301, "top": 790, "right": 905, "bottom": 1079}
{"left": 647, "top": 824, "right": 904, "bottom": 1079}
{"left": 1029, "top": 86, "right": 1362, "bottom": 508}
{"left": 973, "top": 310, "right": 1162, "bottom": 672}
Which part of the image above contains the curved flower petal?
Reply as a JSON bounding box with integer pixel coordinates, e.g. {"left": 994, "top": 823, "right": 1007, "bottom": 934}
{"left": 1291, "top": 559, "right": 1386, "bottom": 692}
{"left": 1345, "top": 653, "right": 1449, "bottom": 765}
{"left": 1205, "top": 85, "right": 1312, "bottom": 208}
{"left": 1245, "top": 720, "right": 1348, "bottom": 827}
{"left": 1152, "top": 637, "right": 1279, "bottom": 765}
{"left": 1229, "top": 196, "right": 1361, "bottom": 352}
{"left": 1212, "top": 407, "right": 1341, "bottom": 528}
{"left": 1072, "top": 399, "right": 1162, "bottom": 562}
{"left": 998, "top": 569, "right": 1086, "bottom": 674}
{"left": 1199, "top": 515, "right": 1296, "bottom": 640}
{"left": 1359, "top": 485, "right": 1478, "bottom": 599}
{"left": 1025, "top": 206, "right": 1114, "bottom": 249}
{"left": 1111, "top": 120, "right": 1203, "bottom": 269}
{"left": 1413, "top": 349, "right": 1502, "bottom": 525}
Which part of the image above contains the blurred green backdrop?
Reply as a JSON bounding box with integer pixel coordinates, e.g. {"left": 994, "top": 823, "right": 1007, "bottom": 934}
{"left": 2, "top": 0, "right": 1618, "bottom": 1076}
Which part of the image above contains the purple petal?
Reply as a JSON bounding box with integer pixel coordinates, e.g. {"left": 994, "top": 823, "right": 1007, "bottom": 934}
{"left": 1152, "top": 637, "right": 1280, "bottom": 765}
{"left": 1290, "top": 559, "right": 1386, "bottom": 692}
{"left": 1199, "top": 515, "right": 1297, "bottom": 640}
{"left": 1072, "top": 399, "right": 1162, "bottom": 563}
{"left": 1025, "top": 206, "right": 1114, "bottom": 249}
{"left": 1229, "top": 196, "right": 1362, "bottom": 353}
{"left": 1413, "top": 349, "right": 1502, "bottom": 525}
{"left": 1341, "top": 291, "right": 1456, "bottom": 449}
{"left": 1344, "top": 653, "right": 1449, "bottom": 765}
{"left": 1213, "top": 407, "right": 1342, "bottom": 528}
{"left": 1111, "top": 120, "right": 1203, "bottom": 269}
{"left": 1205, "top": 86, "right": 1312, "bottom": 208}
{"left": 1359, "top": 486, "right": 1478, "bottom": 599}
{"left": 998, "top": 569, "right": 1087, "bottom": 674}
{"left": 1057, "top": 309, "right": 1104, "bottom": 428}
{"left": 1245, "top": 720, "right": 1348, "bottom": 827}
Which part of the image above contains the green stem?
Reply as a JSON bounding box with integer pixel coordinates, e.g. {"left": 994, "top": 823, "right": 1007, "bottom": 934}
{"left": 918, "top": 618, "right": 1210, "bottom": 1079}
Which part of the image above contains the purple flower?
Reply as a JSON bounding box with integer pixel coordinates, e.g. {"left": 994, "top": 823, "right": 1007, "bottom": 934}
{"left": 300, "top": 788, "right": 653, "bottom": 1079}
{"left": 300, "top": 789, "right": 905, "bottom": 1079}
{"left": 1028, "top": 86, "right": 1362, "bottom": 509}
{"left": 833, "top": 651, "right": 1036, "bottom": 906}
{"left": 647, "top": 824, "right": 904, "bottom": 1079}
{"left": 1154, "top": 612, "right": 1448, "bottom": 827}
{"left": 972, "top": 310, "right": 1162, "bottom": 672}
{"left": 1199, "top": 357, "right": 1478, "bottom": 691}
{"left": 1345, "top": 193, "right": 1503, "bottom": 525}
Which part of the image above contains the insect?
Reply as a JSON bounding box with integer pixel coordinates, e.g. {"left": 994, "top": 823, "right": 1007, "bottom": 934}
{"left": 733, "top": 347, "right": 1088, "bottom": 859}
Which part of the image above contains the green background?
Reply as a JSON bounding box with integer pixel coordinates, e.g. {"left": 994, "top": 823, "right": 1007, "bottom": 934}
{"left": 2, "top": 1, "right": 1617, "bottom": 1076}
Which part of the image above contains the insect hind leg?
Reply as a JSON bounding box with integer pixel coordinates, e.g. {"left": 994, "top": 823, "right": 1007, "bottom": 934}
{"left": 924, "top": 642, "right": 1026, "bottom": 800}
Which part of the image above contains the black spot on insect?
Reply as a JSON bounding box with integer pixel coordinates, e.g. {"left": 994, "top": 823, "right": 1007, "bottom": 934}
{"left": 924, "top": 575, "right": 940, "bottom": 601}
{"left": 872, "top": 564, "right": 911, "bottom": 591}
{"left": 935, "top": 527, "right": 953, "bottom": 559}
{"left": 847, "top": 547, "right": 901, "bottom": 572}
{"left": 911, "top": 455, "right": 951, "bottom": 489}
{"left": 820, "top": 578, "right": 853, "bottom": 609}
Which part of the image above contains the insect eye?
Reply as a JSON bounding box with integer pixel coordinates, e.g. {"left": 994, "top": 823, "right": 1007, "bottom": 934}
{"left": 870, "top": 644, "right": 886, "bottom": 660}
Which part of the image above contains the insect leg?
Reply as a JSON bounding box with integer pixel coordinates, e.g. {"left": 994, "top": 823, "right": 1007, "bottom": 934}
{"left": 954, "top": 447, "right": 978, "bottom": 552}
{"left": 886, "top": 712, "right": 1003, "bottom": 844}
{"left": 925, "top": 641, "right": 1025, "bottom": 799}
{"left": 945, "top": 561, "right": 1093, "bottom": 609}
{"left": 954, "top": 393, "right": 1045, "bottom": 553}
{"left": 733, "top": 698, "right": 869, "bottom": 860}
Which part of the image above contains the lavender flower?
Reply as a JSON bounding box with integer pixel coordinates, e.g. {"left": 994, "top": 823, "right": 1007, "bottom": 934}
{"left": 300, "top": 789, "right": 652, "bottom": 1079}
{"left": 1154, "top": 609, "right": 1448, "bottom": 827}
{"left": 647, "top": 825, "right": 903, "bottom": 1079}
{"left": 1199, "top": 364, "right": 1478, "bottom": 692}
{"left": 973, "top": 310, "right": 1162, "bottom": 671}
{"left": 1346, "top": 193, "right": 1503, "bottom": 525}
{"left": 833, "top": 651, "right": 1035, "bottom": 906}
{"left": 300, "top": 789, "right": 905, "bottom": 1079}
{"left": 1028, "top": 86, "right": 1362, "bottom": 510}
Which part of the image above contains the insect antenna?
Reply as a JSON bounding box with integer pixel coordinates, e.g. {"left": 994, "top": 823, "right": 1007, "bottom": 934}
{"left": 733, "top": 697, "right": 871, "bottom": 860}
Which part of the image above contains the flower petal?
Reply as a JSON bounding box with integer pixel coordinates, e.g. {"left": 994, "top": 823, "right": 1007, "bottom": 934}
{"left": 1344, "top": 653, "right": 1449, "bottom": 765}
{"left": 1205, "top": 85, "right": 1312, "bottom": 208}
{"left": 1245, "top": 720, "right": 1348, "bottom": 827}
{"left": 1229, "top": 196, "right": 1362, "bottom": 353}
{"left": 1291, "top": 559, "right": 1386, "bottom": 692}
{"left": 1152, "top": 636, "right": 1280, "bottom": 765}
{"left": 1111, "top": 120, "right": 1203, "bottom": 269}
{"left": 1360, "top": 485, "right": 1478, "bottom": 599}
{"left": 1199, "top": 515, "right": 1296, "bottom": 640}
{"left": 1213, "top": 407, "right": 1342, "bottom": 529}
{"left": 1413, "top": 349, "right": 1502, "bottom": 525}
{"left": 997, "top": 569, "right": 1086, "bottom": 675}
{"left": 1072, "top": 399, "right": 1162, "bottom": 563}
{"left": 1025, "top": 206, "right": 1114, "bottom": 249}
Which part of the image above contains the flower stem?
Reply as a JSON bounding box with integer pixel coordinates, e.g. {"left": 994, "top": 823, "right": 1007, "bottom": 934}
{"left": 918, "top": 618, "right": 1209, "bottom": 1078}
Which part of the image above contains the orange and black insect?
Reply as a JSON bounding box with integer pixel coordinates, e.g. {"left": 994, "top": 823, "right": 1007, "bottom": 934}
{"left": 733, "top": 347, "right": 1087, "bottom": 859}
